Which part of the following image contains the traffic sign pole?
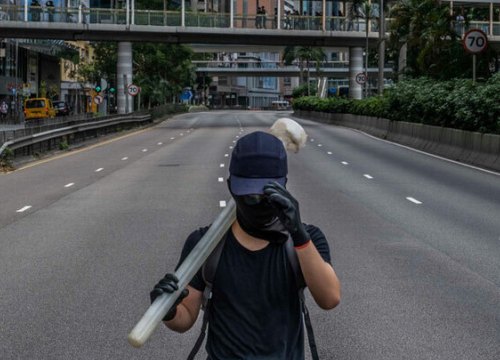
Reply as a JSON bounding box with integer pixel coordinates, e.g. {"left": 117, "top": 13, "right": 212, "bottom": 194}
{"left": 463, "top": 29, "right": 488, "bottom": 85}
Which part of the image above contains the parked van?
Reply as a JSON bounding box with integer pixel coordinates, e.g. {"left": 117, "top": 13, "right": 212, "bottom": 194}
{"left": 271, "top": 100, "right": 291, "bottom": 110}
{"left": 23, "top": 98, "right": 56, "bottom": 120}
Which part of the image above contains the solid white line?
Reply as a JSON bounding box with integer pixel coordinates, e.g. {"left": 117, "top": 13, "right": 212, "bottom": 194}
{"left": 218, "top": 177, "right": 224, "bottom": 182}
{"left": 16, "top": 206, "right": 32, "bottom": 213}
{"left": 95, "top": 168, "right": 104, "bottom": 172}
{"left": 64, "top": 183, "right": 75, "bottom": 188}
{"left": 363, "top": 174, "right": 373, "bottom": 179}
{"left": 220, "top": 164, "right": 225, "bottom": 168}
{"left": 327, "top": 152, "right": 332, "bottom": 155}
{"left": 406, "top": 197, "right": 423, "bottom": 205}
{"left": 341, "top": 161, "right": 349, "bottom": 165}
{"left": 121, "top": 157, "right": 128, "bottom": 161}
{"left": 219, "top": 201, "right": 227, "bottom": 208}
{"left": 353, "top": 129, "right": 500, "bottom": 177}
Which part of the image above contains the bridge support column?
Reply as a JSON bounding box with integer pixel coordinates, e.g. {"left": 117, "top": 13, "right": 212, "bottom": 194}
{"left": 117, "top": 42, "right": 133, "bottom": 114}
{"left": 349, "top": 47, "right": 363, "bottom": 100}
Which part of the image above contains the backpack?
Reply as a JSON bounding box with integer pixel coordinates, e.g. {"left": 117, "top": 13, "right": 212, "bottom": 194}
{"left": 186, "top": 231, "right": 319, "bottom": 360}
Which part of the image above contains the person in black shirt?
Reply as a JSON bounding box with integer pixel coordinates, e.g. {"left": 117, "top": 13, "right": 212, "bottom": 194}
{"left": 151, "top": 131, "right": 341, "bottom": 359}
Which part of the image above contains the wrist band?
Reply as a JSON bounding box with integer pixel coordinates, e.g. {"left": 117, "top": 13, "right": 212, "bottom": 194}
{"left": 294, "top": 240, "right": 311, "bottom": 250}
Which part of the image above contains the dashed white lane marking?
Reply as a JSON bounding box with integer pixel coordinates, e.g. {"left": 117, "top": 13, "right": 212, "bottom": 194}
{"left": 406, "top": 197, "right": 423, "bottom": 205}
{"left": 318, "top": 144, "right": 323, "bottom": 147}
{"left": 218, "top": 177, "right": 224, "bottom": 182}
{"left": 219, "top": 201, "right": 227, "bottom": 208}
{"left": 64, "top": 183, "right": 75, "bottom": 188}
{"left": 95, "top": 168, "right": 104, "bottom": 172}
{"left": 232, "top": 140, "right": 236, "bottom": 143}
{"left": 310, "top": 139, "right": 315, "bottom": 142}
{"left": 16, "top": 206, "right": 32, "bottom": 213}
{"left": 170, "top": 137, "right": 175, "bottom": 140}
{"left": 121, "top": 157, "right": 128, "bottom": 161}
{"left": 327, "top": 152, "right": 332, "bottom": 155}
{"left": 341, "top": 161, "right": 349, "bottom": 165}
{"left": 142, "top": 149, "right": 148, "bottom": 152}
{"left": 363, "top": 174, "right": 374, "bottom": 179}
{"left": 224, "top": 154, "right": 229, "bottom": 157}
{"left": 180, "top": 133, "right": 184, "bottom": 136}
{"left": 220, "top": 164, "right": 225, "bottom": 168}
{"left": 157, "top": 142, "right": 163, "bottom": 145}
{"left": 229, "top": 146, "right": 233, "bottom": 149}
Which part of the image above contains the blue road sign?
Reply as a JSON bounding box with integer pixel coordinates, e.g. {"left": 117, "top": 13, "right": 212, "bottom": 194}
{"left": 181, "top": 90, "right": 193, "bottom": 101}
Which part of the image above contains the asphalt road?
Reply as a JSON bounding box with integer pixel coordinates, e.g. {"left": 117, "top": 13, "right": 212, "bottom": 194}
{"left": 0, "top": 111, "right": 499, "bottom": 360}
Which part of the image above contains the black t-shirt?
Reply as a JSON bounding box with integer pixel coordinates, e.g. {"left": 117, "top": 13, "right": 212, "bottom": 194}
{"left": 176, "top": 224, "right": 331, "bottom": 360}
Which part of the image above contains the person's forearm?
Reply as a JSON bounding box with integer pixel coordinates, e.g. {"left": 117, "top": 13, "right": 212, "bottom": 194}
{"left": 165, "top": 303, "right": 198, "bottom": 333}
{"left": 296, "top": 241, "right": 341, "bottom": 309}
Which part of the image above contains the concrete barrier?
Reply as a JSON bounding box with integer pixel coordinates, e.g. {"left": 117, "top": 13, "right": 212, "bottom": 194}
{"left": 294, "top": 110, "right": 500, "bottom": 173}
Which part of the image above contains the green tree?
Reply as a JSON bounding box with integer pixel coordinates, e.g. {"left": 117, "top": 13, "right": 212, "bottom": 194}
{"left": 283, "top": 46, "right": 326, "bottom": 95}
{"left": 388, "top": 0, "right": 496, "bottom": 80}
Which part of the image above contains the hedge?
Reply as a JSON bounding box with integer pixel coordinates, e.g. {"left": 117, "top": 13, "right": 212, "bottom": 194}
{"left": 292, "top": 74, "right": 500, "bottom": 134}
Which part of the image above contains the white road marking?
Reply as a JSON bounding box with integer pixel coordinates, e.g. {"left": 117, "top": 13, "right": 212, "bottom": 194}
{"left": 218, "top": 177, "right": 224, "bottom": 182}
{"left": 157, "top": 142, "right": 163, "bottom": 145}
{"left": 170, "top": 137, "right": 175, "bottom": 140}
{"left": 341, "top": 161, "right": 349, "bottom": 165}
{"left": 229, "top": 146, "right": 233, "bottom": 149}
{"left": 142, "top": 149, "right": 148, "bottom": 152}
{"left": 121, "top": 157, "right": 128, "bottom": 161}
{"left": 310, "top": 139, "right": 315, "bottom": 142}
{"left": 224, "top": 154, "right": 229, "bottom": 157}
{"left": 232, "top": 140, "right": 236, "bottom": 143}
{"left": 219, "top": 201, "right": 227, "bottom": 208}
{"left": 95, "top": 168, "right": 104, "bottom": 172}
{"left": 220, "top": 164, "right": 225, "bottom": 168}
{"left": 180, "top": 133, "right": 184, "bottom": 136}
{"left": 318, "top": 144, "right": 323, "bottom": 147}
{"left": 406, "top": 197, "right": 423, "bottom": 205}
{"left": 64, "top": 183, "right": 75, "bottom": 188}
{"left": 363, "top": 174, "right": 374, "bottom": 179}
{"left": 327, "top": 152, "right": 332, "bottom": 155}
{"left": 16, "top": 206, "right": 32, "bottom": 213}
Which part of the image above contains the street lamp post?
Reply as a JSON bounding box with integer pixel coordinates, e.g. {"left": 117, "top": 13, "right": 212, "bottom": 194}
{"left": 378, "top": 0, "right": 385, "bottom": 95}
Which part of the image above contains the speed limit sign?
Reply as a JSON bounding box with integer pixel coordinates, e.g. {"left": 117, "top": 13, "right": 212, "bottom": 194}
{"left": 127, "top": 84, "right": 141, "bottom": 97}
{"left": 463, "top": 29, "right": 488, "bottom": 54}
{"left": 355, "top": 72, "right": 367, "bottom": 85}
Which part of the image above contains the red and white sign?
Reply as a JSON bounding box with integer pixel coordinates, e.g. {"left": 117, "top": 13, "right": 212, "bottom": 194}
{"left": 127, "top": 84, "right": 141, "bottom": 97}
{"left": 463, "top": 29, "right": 488, "bottom": 54}
{"left": 355, "top": 72, "right": 367, "bottom": 85}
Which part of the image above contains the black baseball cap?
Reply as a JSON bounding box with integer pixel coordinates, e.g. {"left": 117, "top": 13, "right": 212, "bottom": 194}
{"left": 229, "top": 131, "right": 287, "bottom": 195}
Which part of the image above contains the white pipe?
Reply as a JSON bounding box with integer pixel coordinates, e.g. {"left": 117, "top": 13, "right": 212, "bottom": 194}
{"left": 182, "top": 0, "right": 185, "bottom": 27}
{"left": 128, "top": 199, "right": 236, "bottom": 348}
{"left": 126, "top": 0, "right": 130, "bottom": 26}
{"left": 230, "top": 0, "right": 234, "bottom": 28}
{"left": 24, "top": 0, "right": 28, "bottom": 21}
{"left": 132, "top": 0, "right": 135, "bottom": 25}
{"left": 277, "top": 0, "right": 281, "bottom": 30}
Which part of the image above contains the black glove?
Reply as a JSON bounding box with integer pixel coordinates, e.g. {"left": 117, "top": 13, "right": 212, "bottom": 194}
{"left": 150, "top": 273, "right": 189, "bottom": 321}
{"left": 263, "top": 182, "right": 310, "bottom": 247}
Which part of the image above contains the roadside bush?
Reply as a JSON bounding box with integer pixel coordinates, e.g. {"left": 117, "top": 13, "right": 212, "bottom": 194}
{"left": 293, "top": 76, "right": 500, "bottom": 134}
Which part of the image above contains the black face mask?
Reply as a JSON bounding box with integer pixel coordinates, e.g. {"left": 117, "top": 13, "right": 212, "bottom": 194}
{"left": 231, "top": 193, "right": 289, "bottom": 244}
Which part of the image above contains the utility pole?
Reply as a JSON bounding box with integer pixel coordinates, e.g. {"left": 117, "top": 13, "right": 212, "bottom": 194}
{"left": 378, "top": 0, "right": 385, "bottom": 95}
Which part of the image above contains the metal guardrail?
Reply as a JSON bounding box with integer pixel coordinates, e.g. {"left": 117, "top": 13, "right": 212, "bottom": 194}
{"left": 0, "top": 113, "right": 151, "bottom": 159}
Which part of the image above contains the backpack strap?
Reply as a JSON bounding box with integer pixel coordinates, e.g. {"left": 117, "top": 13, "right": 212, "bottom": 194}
{"left": 284, "top": 238, "right": 320, "bottom": 360}
{"left": 186, "top": 233, "right": 227, "bottom": 360}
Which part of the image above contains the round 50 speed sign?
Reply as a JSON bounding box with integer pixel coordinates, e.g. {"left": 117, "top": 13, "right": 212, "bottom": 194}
{"left": 463, "top": 29, "right": 488, "bottom": 54}
{"left": 127, "top": 84, "right": 141, "bottom": 97}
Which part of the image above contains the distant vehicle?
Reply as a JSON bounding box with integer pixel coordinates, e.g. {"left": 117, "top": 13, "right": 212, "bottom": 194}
{"left": 271, "top": 100, "right": 291, "bottom": 110}
{"left": 53, "top": 101, "right": 72, "bottom": 116}
{"left": 23, "top": 98, "right": 56, "bottom": 120}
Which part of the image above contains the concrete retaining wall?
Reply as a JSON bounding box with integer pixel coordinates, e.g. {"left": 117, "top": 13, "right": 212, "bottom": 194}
{"left": 294, "top": 110, "right": 500, "bottom": 173}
